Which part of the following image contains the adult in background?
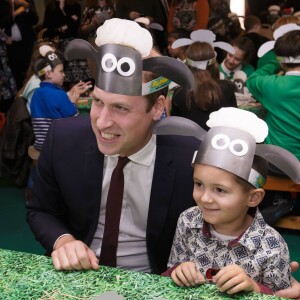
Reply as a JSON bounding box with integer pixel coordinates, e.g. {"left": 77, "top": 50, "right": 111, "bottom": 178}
{"left": 0, "top": 0, "right": 17, "bottom": 113}
{"left": 81, "top": 0, "right": 115, "bottom": 38}
{"left": 43, "top": 0, "right": 88, "bottom": 90}
{"left": 167, "top": 0, "right": 209, "bottom": 34}
{"left": 243, "top": 15, "right": 270, "bottom": 69}
{"left": 115, "top": 0, "right": 167, "bottom": 53}
{"left": 6, "top": 0, "right": 39, "bottom": 90}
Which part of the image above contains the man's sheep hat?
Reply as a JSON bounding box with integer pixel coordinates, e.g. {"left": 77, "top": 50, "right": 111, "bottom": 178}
{"left": 64, "top": 18, "right": 195, "bottom": 96}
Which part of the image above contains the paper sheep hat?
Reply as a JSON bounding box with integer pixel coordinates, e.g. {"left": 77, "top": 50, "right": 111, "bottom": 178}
{"left": 258, "top": 23, "right": 300, "bottom": 58}
{"left": 64, "top": 18, "right": 194, "bottom": 96}
{"left": 34, "top": 45, "right": 63, "bottom": 77}
{"left": 153, "top": 108, "right": 300, "bottom": 188}
{"left": 171, "top": 29, "right": 235, "bottom": 70}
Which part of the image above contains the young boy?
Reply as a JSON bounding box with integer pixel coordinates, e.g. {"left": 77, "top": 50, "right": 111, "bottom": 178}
{"left": 158, "top": 107, "right": 300, "bottom": 295}
{"left": 247, "top": 24, "right": 300, "bottom": 161}
{"left": 30, "top": 45, "right": 90, "bottom": 152}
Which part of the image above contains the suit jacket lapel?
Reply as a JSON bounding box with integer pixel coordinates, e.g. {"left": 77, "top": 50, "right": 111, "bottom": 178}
{"left": 83, "top": 145, "right": 104, "bottom": 235}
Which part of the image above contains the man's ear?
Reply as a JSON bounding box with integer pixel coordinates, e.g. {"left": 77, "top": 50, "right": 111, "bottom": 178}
{"left": 248, "top": 188, "right": 265, "bottom": 207}
{"left": 152, "top": 94, "right": 165, "bottom": 121}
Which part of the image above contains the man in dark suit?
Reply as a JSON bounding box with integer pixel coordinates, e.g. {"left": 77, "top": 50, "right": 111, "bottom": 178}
{"left": 26, "top": 18, "right": 198, "bottom": 275}
{"left": 26, "top": 113, "right": 199, "bottom": 274}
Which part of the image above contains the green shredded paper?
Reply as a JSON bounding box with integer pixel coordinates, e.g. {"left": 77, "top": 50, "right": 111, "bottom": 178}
{"left": 0, "top": 249, "right": 285, "bottom": 299}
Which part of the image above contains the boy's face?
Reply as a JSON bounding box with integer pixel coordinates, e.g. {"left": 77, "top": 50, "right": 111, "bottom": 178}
{"left": 193, "top": 164, "right": 252, "bottom": 236}
{"left": 48, "top": 64, "right": 65, "bottom": 86}
{"left": 90, "top": 86, "right": 164, "bottom": 157}
{"left": 224, "top": 46, "right": 245, "bottom": 71}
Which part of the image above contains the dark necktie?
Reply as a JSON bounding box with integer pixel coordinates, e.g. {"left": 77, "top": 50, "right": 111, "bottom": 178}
{"left": 100, "top": 156, "right": 130, "bottom": 267}
{"left": 229, "top": 71, "right": 235, "bottom": 80}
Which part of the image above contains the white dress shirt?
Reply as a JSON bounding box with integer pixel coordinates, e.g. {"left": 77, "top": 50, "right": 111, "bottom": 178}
{"left": 90, "top": 135, "right": 157, "bottom": 272}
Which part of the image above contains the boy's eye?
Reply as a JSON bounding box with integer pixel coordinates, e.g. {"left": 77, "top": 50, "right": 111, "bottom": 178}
{"left": 215, "top": 187, "right": 225, "bottom": 193}
{"left": 194, "top": 181, "right": 202, "bottom": 187}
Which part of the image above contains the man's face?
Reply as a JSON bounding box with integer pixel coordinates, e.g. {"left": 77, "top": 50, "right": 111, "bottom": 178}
{"left": 224, "top": 46, "right": 245, "bottom": 71}
{"left": 90, "top": 87, "right": 164, "bottom": 157}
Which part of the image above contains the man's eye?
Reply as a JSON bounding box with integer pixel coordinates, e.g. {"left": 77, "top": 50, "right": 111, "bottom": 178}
{"left": 93, "top": 98, "right": 103, "bottom": 105}
{"left": 115, "top": 105, "right": 128, "bottom": 111}
{"left": 194, "top": 181, "right": 202, "bottom": 187}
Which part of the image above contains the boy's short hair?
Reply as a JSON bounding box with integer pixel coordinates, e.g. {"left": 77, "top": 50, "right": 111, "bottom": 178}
{"left": 274, "top": 29, "right": 300, "bottom": 68}
{"left": 143, "top": 71, "right": 168, "bottom": 112}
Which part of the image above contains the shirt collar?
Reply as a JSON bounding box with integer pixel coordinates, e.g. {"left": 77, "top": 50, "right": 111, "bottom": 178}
{"left": 221, "top": 60, "right": 242, "bottom": 75}
{"left": 129, "top": 134, "right": 156, "bottom": 166}
{"left": 105, "top": 134, "right": 156, "bottom": 167}
{"left": 195, "top": 207, "right": 266, "bottom": 251}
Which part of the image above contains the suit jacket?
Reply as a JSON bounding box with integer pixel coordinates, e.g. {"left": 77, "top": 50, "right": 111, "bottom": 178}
{"left": 27, "top": 115, "right": 200, "bottom": 274}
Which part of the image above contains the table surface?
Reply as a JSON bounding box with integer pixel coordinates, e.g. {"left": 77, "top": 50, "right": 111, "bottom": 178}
{"left": 236, "top": 93, "right": 266, "bottom": 120}
{"left": 0, "top": 248, "right": 284, "bottom": 300}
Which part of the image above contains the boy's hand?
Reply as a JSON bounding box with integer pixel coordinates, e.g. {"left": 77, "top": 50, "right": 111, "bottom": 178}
{"left": 68, "top": 81, "right": 92, "bottom": 103}
{"left": 213, "top": 264, "right": 259, "bottom": 294}
{"left": 71, "top": 81, "right": 92, "bottom": 95}
{"left": 171, "top": 262, "right": 205, "bottom": 287}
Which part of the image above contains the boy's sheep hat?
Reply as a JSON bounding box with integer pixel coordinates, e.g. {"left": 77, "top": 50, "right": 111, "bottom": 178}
{"left": 34, "top": 45, "right": 63, "bottom": 77}
{"left": 64, "top": 18, "right": 194, "bottom": 96}
{"left": 172, "top": 29, "right": 234, "bottom": 54}
{"left": 171, "top": 29, "right": 234, "bottom": 70}
{"left": 153, "top": 107, "right": 300, "bottom": 188}
{"left": 258, "top": 23, "right": 300, "bottom": 58}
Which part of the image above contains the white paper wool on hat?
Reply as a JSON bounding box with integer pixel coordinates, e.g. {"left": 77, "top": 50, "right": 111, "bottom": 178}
{"left": 95, "top": 18, "right": 153, "bottom": 58}
{"left": 206, "top": 107, "right": 268, "bottom": 143}
{"left": 39, "top": 45, "right": 55, "bottom": 57}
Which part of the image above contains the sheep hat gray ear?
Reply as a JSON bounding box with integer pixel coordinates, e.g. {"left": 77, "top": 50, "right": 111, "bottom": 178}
{"left": 153, "top": 108, "right": 300, "bottom": 187}
{"left": 64, "top": 18, "right": 195, "bottom": 96}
